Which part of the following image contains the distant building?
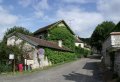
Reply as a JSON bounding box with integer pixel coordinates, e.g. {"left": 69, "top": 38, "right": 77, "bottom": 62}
{"left": 75, "top": 36, "right": 84, "bottom": 48}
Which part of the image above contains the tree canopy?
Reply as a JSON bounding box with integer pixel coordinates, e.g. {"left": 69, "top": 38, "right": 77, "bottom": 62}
{"left": 113, "top": 22, "right": 120, "bottom": 32}
{"left": 3, "top": 26, "right": 32, "bottom": 43}
{"left": 0, "top": 26, "right": 32, "bottom": 61}
{"left": 90, "top": 21, "right": 115, "bottom": 52}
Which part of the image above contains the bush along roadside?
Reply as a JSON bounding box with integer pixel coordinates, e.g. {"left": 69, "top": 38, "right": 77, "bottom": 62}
{"left": 75, "top": 46, "right": 91, "bottom": 58}
{"left": 45, "top": 48, "right": 77, "bottom": 64}
{"left": 45, "top": 46, "right": 91, "bottom": 65}
{"left": 0, "top": 60, "right": 12, "bottom": 73}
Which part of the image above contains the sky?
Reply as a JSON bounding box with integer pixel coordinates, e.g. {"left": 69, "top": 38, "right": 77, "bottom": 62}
{"left": 0, "top": 0, "right": 120, "bottom": 40}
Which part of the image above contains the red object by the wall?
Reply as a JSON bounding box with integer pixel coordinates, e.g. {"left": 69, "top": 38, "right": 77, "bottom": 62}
{"left": 18, "top": 64, "right": 23, "bottom": 72}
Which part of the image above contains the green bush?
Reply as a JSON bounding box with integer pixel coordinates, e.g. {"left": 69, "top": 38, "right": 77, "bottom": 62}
{"left": 45, "top": 48, "right": 76, "bottom": 64}
{"left": 47, "top": 25, "right": 75, "bottom": 50}
{"left": 75, "top": 47, "right": 91, "bottom": 58}
{"left": 0, "top": 61, "right": 12, "bottom": 73}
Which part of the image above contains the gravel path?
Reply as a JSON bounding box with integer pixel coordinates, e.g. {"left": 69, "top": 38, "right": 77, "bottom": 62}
{"left": 0, "top": 58, "right": 103, "bottom": 82}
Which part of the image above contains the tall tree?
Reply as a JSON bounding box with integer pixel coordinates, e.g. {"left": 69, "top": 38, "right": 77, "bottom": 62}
{"left": 113, "top": 22, "right": 120, "bottom": 32}
{"left": 91, "top": 21, "right": 115, "bottom": 53}
{"left": 2, "top": 26, "right": 32, "bottom": 43}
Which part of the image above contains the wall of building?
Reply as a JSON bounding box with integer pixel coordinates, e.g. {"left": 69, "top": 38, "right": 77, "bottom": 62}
{"left": 7, "top": 35, "right": 51, "bottom": 69}
{"left": 114, "top": 50, "right": 120, "bottom": 76}
{"left": 111, "top": 35, "right": 120, "bottom": 47}
{"left": 75, "top": 42, "right": 84, "bottom": 48}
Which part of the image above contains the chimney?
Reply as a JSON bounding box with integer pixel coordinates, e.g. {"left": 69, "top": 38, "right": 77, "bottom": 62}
{"left": 58, "top": 40, "right": 62, "bottom": 47}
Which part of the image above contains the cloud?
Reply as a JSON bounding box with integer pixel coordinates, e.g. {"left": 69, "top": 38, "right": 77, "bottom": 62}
{"left": 33, "top": 0, "right": 49, "bottom": 10}
{"left": 97, "top": 0, "right": 120, "bottom": 23}
{"left": 56, "top": 8, "right": 104, "bottom": 38}
{"left": 0, "top": 6, "right": 18, "bottom": 25}
{"left": 33, "top": 0, "right": 49, "bottom": 18}
{"left": 62, "top": 0, "right": 97, "bottom": 4}
{"left": 18, "top": 0, "right": 32, "bottom": 7}
{"left": 18, "top": 0, "right": 49, "bottom": 18}
{"left": 0, "top": 6, "right": 19, "bottom": 40}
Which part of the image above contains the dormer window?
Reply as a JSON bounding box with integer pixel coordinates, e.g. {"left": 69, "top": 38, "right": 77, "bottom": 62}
{"left": 39, "top": 35, "right": 43, "bottom": 39}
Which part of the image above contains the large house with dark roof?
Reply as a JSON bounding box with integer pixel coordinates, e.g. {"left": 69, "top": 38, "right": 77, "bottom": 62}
{"left": 33, "top": 20, "right": 84, "bottom": 48}
{"left": 7, "top": 20, "right": 84, "bottom": 69}
{"left": 34, "top": 20, "right": 75, "bottom": 39}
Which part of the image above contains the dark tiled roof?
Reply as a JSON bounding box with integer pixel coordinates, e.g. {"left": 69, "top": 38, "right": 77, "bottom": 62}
{"left": 8, "top": 32, "right": 72, "bottom": 52}
{"left": 110, "top": 32, "right": 120, "bottom": 35}
{"left": 75, "top": 38, "right": 83, "bottom": 43}
{"left": 34, "top": 20, "right": 75, "bottom": 35}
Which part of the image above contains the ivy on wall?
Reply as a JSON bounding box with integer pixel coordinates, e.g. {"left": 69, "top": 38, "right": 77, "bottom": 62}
{"left": 47, "top": 25, "right": 75, "bottom": 50}
{"left": 75, "top": 46, "right": 91, "bottom": 58}
{"left": 45, "top": 48, "right": 76, "bottom": 64}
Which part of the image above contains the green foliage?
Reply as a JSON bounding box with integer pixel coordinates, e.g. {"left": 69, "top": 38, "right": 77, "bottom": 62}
{"left": 80, "top": 38, "right": 91, "bottom": 45}
{"left": 47, "top": 25, "right": 75, "bottom": 50}
{"left": 0, "top": 61, "right": 12, "bottom": 73}
{"left": 113, "top": 22, "right": 120, "bottom": 32}
{"left": 75, "top": 46, "right": 91, "bottom": 58}
{"left": 0, "top": 42, "right": 9, "bottom": 61}
{"left": 0, "top": 26, "right": 32, "bottom": 73}
{"left": 45, "top": 48, "right": 76, "bottom": 64}
{"left": 3, "top": 26, "right": 32, "bottom": 43}
{"left": 91, "top": 21, "right": 115, "bottom": 52}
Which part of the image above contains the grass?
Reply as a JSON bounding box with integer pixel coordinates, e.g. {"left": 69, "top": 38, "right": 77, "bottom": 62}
{"left": 0, "top": 58, "right": 80, "bottom": 77}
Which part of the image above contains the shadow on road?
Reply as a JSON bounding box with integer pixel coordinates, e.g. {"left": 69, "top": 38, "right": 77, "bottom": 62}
{"left": 63, "top": 72, "right": 92, "bottom": 82}
{"left": 88, "top": 55, "right": 102, "bottom": 59}
{"left": 63, "top": 60, "right": 103, "bottom": 82}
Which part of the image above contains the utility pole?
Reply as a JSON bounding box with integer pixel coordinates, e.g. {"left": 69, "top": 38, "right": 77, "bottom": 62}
{"left": 69, "top": 19, "right": 72, "bottom": 27}
{"left": 13, "top": 58, "right": 15, "bottom": 74}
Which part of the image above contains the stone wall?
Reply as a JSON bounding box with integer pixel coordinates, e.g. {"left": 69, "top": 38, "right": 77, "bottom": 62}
{"left": 7, "top": 35, "right": 51, "bottom": 69}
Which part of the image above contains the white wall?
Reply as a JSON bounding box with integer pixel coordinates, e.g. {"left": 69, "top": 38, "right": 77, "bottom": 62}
{"left": 75, "top": 42, "right": 84, "bottom": 48}
{"left": 111, "top": 35, "right": 120, "bottom": 47}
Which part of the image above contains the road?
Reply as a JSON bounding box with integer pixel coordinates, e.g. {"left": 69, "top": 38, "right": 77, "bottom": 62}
{"left": 0, "top": 57, "right": 103, "bottom": 82}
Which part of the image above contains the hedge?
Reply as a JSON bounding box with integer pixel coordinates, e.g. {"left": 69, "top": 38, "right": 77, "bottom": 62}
{"left": 45, "top": 48, "right": 77, "bottom": 64}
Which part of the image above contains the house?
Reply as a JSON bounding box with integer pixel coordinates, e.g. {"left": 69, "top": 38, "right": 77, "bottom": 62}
{"left": 75, "top": 36, "right": 84, "bottom": 48}
{"left": 34, "top": 20, "right": 75, "bottom": 39}
{"left": 6, "top": 20, "right": 78, "bottom": 69}
{"left": 34, "top": 20, "right": 84, "bottom": 49}
{"left": 6, "top": 20, "right": 85, "bottom": 70}
{"left": 102, "top": 32, "right": 120, "bottom": 76}
{"left": 7, "top": 32, "right": 72, "bottom": 69}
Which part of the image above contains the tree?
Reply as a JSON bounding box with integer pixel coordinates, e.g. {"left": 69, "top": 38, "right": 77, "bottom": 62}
{"left": 0, "top": 26, "right": 32, "bottom": 63}
{"left": 2, "top": 26, "right": 32, "bottom": 43}
{"left": 91, "top": 21, "right": 115, "bottom": 53}
{"left": 113, "top": 22, "right": 120, "bottom": 32}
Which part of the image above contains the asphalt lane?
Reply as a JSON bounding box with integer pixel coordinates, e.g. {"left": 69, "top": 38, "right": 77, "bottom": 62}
{"left": 0, "top": 57, "right": 103, "bottom": 82}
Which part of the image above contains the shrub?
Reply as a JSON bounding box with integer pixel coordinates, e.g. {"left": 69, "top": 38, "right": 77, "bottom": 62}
{"left": 45, "top": 48, "right": 76, "bottom": 64}
{"left": 0, "top": 60, "right": 12, "bottom": 73}
{"left": 75, "top": 46, "right": 91, "bottom": 58}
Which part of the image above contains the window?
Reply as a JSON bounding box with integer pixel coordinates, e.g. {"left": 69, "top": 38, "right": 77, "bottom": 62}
{"left": 79, "top": 44, "right": 82, "bottom": 47}
{"left": 39, "top": 35, "right": 44, "bottom": 39}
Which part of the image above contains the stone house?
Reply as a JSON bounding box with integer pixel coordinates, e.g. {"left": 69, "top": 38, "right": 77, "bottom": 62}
{"left": 7, "top": 20, "right": 84, "bottom": 69}
{"left": 102, "top": 32, "right": 120, "bottom": 76}
{"left": 7, "top": 32, "right": 72, "bottom": 69}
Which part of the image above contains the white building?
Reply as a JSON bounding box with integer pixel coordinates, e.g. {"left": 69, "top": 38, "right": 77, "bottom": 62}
{"left": 75, "top": 36, "right": 84, "bottom": 48}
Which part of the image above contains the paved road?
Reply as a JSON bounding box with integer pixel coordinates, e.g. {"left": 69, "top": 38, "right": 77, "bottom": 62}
{"left": 0, "top": 57, "right": 103, "bottom": 82}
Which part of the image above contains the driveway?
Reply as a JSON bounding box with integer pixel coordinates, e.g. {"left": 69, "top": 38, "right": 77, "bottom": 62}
{"left": 0, "top": 57, "right": 103, "bottom": 82}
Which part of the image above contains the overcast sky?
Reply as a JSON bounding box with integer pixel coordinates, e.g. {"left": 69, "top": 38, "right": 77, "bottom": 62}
{"left": 0, "top": 0, "right": 119, "bottom": 40}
